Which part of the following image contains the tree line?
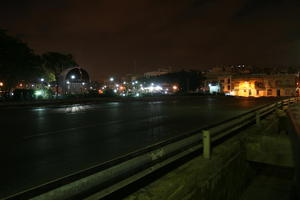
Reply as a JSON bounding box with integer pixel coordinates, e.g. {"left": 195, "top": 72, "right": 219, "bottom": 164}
{"left": 0, "top": 29, "right": 78, "bottom": 91}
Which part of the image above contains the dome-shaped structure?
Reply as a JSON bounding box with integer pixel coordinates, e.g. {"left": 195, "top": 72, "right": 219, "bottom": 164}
{"left": 59, "top": 67, "right": 90, "bottom": 95}
{"left": 61, "top": 67, "right": 90, "bottom": 83}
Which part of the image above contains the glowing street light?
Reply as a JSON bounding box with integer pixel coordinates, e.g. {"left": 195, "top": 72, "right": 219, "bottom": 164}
{"left": 71, "top": 75, "right": 76, "bottom": 79}
{"left": 0, "top": 82, "right": 3, "bottom": 87}
{"left": 110, "top": 77, "right": 114, "bottom": 82}
{"left": 173, "top": 85, "right": 178, "bottom": 90}
{"left": 40, "top": 78, "right": 44, "bottom": 82}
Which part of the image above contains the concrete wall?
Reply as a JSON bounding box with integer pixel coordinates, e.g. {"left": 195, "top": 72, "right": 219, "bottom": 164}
{"left": 123, "top": 112, "right": 294, "bottom": 200}
{"left": 123, "top": 135, "right": 254, "bottom": 200}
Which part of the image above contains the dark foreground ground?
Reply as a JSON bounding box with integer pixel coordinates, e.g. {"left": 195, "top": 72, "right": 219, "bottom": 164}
{"left": 0, "top": 96, "right": 280, "bottom": 198}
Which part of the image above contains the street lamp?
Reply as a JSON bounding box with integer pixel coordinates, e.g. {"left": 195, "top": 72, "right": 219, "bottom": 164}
{"left": 71, "top": 75, "right": 76, "bottom": 79}
{"left": 40, "top": 78, "right": 44, "bottom": 82}
{"left": 0, "top": 82, "right": 3, "bottom": 87}
{"left": 110, "top": 77, "right": 114, "bottom": 82}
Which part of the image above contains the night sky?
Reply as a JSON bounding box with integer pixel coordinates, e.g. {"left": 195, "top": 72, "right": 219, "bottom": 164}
{"left": 1, "top": 0, "right": 300, "bottom": 80}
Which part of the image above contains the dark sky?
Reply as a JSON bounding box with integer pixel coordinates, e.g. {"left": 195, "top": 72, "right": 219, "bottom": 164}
{"left": 1, "top": 0, "right": 300, "bottom": 80}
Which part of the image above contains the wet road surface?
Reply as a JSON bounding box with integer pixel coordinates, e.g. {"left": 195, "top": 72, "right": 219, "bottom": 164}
{"left": 0, "top": 97, "right": 279, "bottom": 198}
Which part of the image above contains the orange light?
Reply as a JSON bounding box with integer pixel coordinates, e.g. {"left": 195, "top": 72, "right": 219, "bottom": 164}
{"left": 98, "top": 89, "right": 103, "bottom": 94}
{"left": 173, "top": 85, "right": 178, "bottom": 90}
{"left": 119, "top": 86, "right": 125, "bottom": 90}
{"left": 19, "top": 83, "right": 23, "bottom": 87}
{"left": 0, "top": 82, "right": 3, "bottom": 87}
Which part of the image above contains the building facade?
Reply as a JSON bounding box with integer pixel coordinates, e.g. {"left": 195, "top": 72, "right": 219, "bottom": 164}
{"left": 229, "top": 74, "right": 297, "bottom": 97}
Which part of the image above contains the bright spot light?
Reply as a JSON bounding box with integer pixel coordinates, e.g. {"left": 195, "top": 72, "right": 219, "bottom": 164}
{"left": 136, "top": 93, "right": 140, "bottom": 97}
{"left": 82, "top": 82, "right": 85, "bottom": 86}
{"left": 71, "top": 75, "right": 76, "bottom": 79}
{"left": 173, "top": 85, "right": 178, "bottom": 90}
{"left": 114, "top": 89, "right": 117, "bottom": 93}
{"left": 123, "top": 81, "right": 126, "bottom": 84}
{"left": 19, "top": 83, "right": 23, "bottom": 87}
{"left": 34, "top": 90, "right": 43, "bottom": 96}
{"left": 40, "top": 78, "right": 44, "bottom": 82}
{"left": 151, "top": 83, "right": 154, "bottom": 86}
{"left": 110, "top": 77, "right": 114, "bottom": 82}
{"left": 66, "top": 81, "right": 70, "bottom": 84}
{"left": 116, "top": 84, "right": 119, "bottom": 87}
{"left": 135, "top": 81, "right": 138, "bottom": 84}
{"left": 155, "top": 86, "right": 162, "bottom": 90}
{"left": 0, "top": 82, "right": 4, "bottom": 87}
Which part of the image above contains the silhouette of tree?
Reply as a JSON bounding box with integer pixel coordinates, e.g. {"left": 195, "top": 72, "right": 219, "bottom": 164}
{"left": 42, "top": 52, "right": 78, "bottom": 82}
{"left": 0, "top": 29, "right": 41, "bottom": 91}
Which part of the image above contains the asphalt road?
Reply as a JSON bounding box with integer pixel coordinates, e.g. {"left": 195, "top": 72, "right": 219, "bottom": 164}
{"left": 0, "top": 96, "right": 279, "bottom": 198}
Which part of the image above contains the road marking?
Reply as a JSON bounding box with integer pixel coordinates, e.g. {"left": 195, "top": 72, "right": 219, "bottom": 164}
{"left": 23, "top": 120, "right": 124, "bottom": 140}
{"left": 23, "top": 115, "right": 167, "bottom": 140}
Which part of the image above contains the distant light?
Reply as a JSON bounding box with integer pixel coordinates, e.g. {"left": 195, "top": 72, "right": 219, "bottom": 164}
{"left": 114, "top": 89, "right": 117, "bottom": 93}
{"left": 98, "top": 89, "right": 103, "bottom": 94}
{"left": 90, "top": 86, "right": 93, "bottom": 89}
{"left": 151, "top": 83, "right": 154, "bottom": 86}
{"left": 173, "top": 85, "right": 178, "bottom": 90}
{"left": 19, "top": 83, "right": 23, "bottom": 87}
{"left": 123, "top": 81, "right": 126, "bottom": 84}
{"left": 31, "top": 84, "right": 34, "bottom": 87}
{"left": 115, "top": 84, "right": 119, "bottom": 87}
{"left": 0, "top": 82, "right": 3, "bottom": 87}
{"left": 71, "top": 75, "right": 76, "bottom": 79}
{"left": 155, "top": 86, "right": 162, "bottom": 90}
{"left": 122, "top": 93, "right": 126, "bottom": 96}
{"left": 110, "top": 77, "right": 114, "bottom": 82}
{"left": 136, "top": 93, "right": 140, "bottom": 97}
{"left": 48, "top": 84, "right": 51, "bottom": 87}
{"left": 82, "top": 82, "right": 85, "bottom": 85}
{"left": 34, "top": 90, "right": 43, "bottom": 96}
{"left": 66, "top": 81, "right": 70, "bottom": 84}
{"left": 40, "top": 78, "right": 44, "bottom": 82}
{"left": 135, "top": 81, "right": 138, "bottom": 84}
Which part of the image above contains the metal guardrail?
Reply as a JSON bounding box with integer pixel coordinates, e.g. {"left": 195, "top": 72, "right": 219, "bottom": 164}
{"left": 4, "top": 97, "right": 300, "bottom": 200}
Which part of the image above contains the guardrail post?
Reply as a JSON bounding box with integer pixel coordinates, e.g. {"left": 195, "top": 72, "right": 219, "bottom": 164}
{"left": 203, "top": 130, "right": 211, "bottom": 159}
{"left": 276, "top": 102, "right": 281, "bottom": 111}
{"left": 256, "top": 111, "right": 261, "bottom": 126}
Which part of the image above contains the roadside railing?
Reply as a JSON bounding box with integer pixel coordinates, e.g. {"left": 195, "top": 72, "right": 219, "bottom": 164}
{"left": 4, "top": 97, "right": 299, "bottom": 200}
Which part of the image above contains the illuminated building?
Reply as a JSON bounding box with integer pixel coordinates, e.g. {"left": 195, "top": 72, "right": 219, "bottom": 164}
{"left": 230, "top": 74, "right": 297, "bottom": 97}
